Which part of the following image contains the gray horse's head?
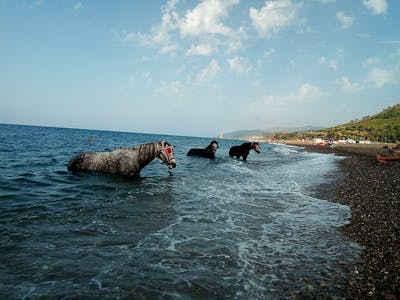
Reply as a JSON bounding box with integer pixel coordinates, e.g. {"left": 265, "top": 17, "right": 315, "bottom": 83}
{"left": 158, "top": 141, "right": 177, "bottom": 169}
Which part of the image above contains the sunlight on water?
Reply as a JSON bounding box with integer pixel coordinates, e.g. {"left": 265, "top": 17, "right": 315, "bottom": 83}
{"left": 0, "top": 125, "right": 361, "bottom": 299}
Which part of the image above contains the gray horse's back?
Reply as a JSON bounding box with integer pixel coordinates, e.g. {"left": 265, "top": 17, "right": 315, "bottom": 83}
{"left": 68, "top": 152, "right": 120, "bottom": 173}
{"left": 68, "top": 149, "right": 141, "bottom": 177}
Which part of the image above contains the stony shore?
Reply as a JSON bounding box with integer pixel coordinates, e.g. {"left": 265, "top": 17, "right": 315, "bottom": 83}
{"left": 287, "top": 142, "right": 400, "bottom": 299}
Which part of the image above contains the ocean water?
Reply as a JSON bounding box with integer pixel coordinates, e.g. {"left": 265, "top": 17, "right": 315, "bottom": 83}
{"left": 0, "top": 124, "right": 360, "bottom": 299}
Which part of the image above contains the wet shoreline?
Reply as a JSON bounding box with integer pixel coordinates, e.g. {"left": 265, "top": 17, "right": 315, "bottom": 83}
{"left": 288, "top": 142, "right": 400, "bottom": 299}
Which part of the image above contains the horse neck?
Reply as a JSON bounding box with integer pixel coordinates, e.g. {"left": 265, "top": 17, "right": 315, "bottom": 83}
{"left": 243, "top": 143, "right": 252, "bottom": 149}
{"left": 137, "top": 142, "right": 160, "bottom": 168}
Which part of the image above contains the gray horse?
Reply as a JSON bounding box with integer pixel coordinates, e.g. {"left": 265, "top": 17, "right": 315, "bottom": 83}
{"left": 68, "top": 141, "right": 176, "bottom": 177}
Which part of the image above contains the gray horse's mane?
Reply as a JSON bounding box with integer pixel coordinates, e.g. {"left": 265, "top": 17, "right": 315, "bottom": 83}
{"left": 68, "top": 141, "right": 169, "bottom": 177}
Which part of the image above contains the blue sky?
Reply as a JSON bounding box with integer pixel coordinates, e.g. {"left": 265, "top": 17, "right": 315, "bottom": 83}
{"left": 1, "top": 0, "right": 399, "bottom": 137}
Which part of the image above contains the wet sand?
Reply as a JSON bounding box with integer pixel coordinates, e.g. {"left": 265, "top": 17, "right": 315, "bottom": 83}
{"left": 288, "top": 142, "right": 400, "bottom": 299}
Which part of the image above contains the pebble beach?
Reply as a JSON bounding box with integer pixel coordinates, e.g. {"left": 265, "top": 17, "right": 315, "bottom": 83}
{"left": 289, "top": 142, "right": 400, "bottom": 299}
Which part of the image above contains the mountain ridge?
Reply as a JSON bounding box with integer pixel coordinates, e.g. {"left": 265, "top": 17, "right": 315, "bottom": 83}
{"left": 222, "top": 126, "right": 322, "bottom": 139}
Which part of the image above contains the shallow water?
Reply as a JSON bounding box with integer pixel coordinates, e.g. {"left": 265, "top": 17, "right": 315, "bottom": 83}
{"left": 0, "top": 124, "right": 360, "bottom": 299}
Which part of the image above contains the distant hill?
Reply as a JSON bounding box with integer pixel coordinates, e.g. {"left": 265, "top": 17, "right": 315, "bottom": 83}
{"left": 272, "top": 104, "right": 400, "bottom": 143}
{"left": 222, "top": 126, "right": 321, "bottom": 139}
{"left": 222, "top": 130, "right": 273, "bottom": 139}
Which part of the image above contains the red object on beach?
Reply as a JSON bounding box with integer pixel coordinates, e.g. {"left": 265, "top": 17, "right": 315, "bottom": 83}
{"left": 376, "top": 153, "right": 400, "bottom": 163}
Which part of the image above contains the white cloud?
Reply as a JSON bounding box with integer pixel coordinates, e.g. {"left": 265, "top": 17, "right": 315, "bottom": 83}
{"left": 261, "top": 83, "right": 326, "bottom": 106}
{"left": 196, "top": 59, "right": 221, "bottom": 82}
{"left": 115, "top": 30, "right": 135, "bottom": 43}
{"left": 336, "top": 76, "right": 363, "bottom": 92}
{"left": 73, "top": 2, "right": 83, "bottom": 10}
{"left": 263, "top": 48, "right": 276, "bottom": 58}
{"left": 226, "top": 39, "right": 243, "bottom": 54}
{"left": 318, "top": 56, "right": 338, "bottom": 71}
{"left": 24, "top": 0, "right": 44, "bottom": 8}
{"left": 178, "top": 0, "right": 239, "bottom": 37}
{"left": 155, "top": 81, "right": 183, "bottom": 96}
{"left": 336, "top": 11, "right": 354, "bottom": 29}
{"left": 297, "top": 25, "right": 314, "bottom": 34}
{"left": 238, "top": 83, "right": 327, "bottom": 128}
{"left": 160, "top": 43, "right": 178, "bottom": 55}
{"left": 329, "top": 60, "right": 338, "bottom": 71}
{"left": 380, "top": 40, "right": 400, "bottom": 45}
{"left": 127, "top": 77, "right": 136, "bottom": 87}
{"left": 130, "top": 0, "right": 179, "bottom": 54}
{"left": 186, "top": 43, "right": 214, "bottom": 56}
{"left": 365, "top": 68, "right": 398, "bottom": 87}
{"left": 313, "top": 0, "right": 336, "bottom": 3}
{"left": 252, "top": 80, "right": 262, "bottom": 87}
{"left": 357, "top": 32, "right": 373, "bottom": 39}
{"left": 124, "top": 0, "right": 242, "bottom": 56}
{"left": 361, "top": 0, "right": 388, "bottom": 15}
{"left": 140, "top": 72, "right": 152, "bottom": 86}
{"left": 163, "top": 0, "right": 179, "bottom": 12}
{"left": 249, "top": 0, "right": 301, "bottom": 37}
{"left": 361, "top": 57, "right": 379, "bottom": 68}
{"left": 138, "top": 12, "right": 174, "bottom": 45}
{"left": 296, "top": 83, "right": 325, "bottom": 101}
{"left": 227, "top": 56, "right": 252, "bottom": 76}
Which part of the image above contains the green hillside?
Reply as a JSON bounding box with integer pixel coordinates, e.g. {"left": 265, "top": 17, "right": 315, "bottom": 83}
{"left": 271, "top": 104, "right": 400, "bottom": 143}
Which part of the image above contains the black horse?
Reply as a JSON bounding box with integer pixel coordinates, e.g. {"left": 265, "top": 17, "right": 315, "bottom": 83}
{"left": 187, "top": 140, "right": 219, "bottom": 159}
{"left": 229, "top": 142, "right": 260, "bottom": 161}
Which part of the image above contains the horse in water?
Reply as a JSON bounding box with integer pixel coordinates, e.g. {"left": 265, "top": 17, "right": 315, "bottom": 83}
{"left": 229, "top": 142, "right": 261, "bottom": 161}
{"left": 68, "top": 141, "right": 176, "bottom": 177}
{"left": 187, "top": 140, "right": 219, "bottom": 159}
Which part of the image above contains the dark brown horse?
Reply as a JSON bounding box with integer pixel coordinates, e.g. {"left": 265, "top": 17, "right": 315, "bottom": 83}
{"left": 229, "top": 142, "right": 260, "bottom": 161}
{"left": 187, "top": 140, "right": 219, "bottom": 159}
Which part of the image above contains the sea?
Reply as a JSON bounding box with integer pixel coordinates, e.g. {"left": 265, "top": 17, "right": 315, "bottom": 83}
{"left": 0, "top": 124, "right": 361, "bottom": 299}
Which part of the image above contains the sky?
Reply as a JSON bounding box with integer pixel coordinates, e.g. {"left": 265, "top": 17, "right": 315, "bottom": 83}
{"left": 1, "top": 0, "right": 399, "bottom": 137}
